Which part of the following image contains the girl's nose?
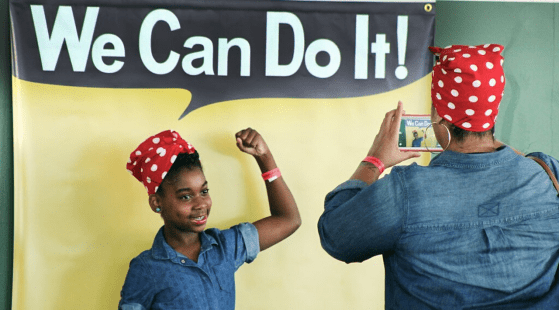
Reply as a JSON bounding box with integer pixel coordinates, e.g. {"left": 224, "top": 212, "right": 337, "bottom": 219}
{"left": 192, "top": 195, "right": 210, "bottom": 209}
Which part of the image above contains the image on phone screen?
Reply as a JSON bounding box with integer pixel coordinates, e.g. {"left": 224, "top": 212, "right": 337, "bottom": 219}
{"left": 399, "top": 114, "right": 443, "bottom": 152}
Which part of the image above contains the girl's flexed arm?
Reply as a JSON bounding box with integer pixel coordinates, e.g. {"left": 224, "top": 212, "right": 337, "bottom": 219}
{"left": 235, "top": 128, "right": 301, "bottom": 251}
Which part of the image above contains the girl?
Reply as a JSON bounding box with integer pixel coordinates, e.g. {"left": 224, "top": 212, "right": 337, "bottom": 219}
{"left": 119, "top": 128, "right": 300, "bottom": 310}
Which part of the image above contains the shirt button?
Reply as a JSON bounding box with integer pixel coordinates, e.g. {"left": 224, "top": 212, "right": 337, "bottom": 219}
{"left": 181, "top": 259, "right": 186, "bottom": 264}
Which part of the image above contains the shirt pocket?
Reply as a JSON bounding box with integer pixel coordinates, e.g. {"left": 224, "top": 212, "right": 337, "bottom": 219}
{"left": 212, "top": 264, "right": 235, "bottom": 293}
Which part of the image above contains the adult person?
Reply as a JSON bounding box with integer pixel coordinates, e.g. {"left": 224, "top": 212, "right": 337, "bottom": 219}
{"left": 318, "top": 44, "right": 559, "bottom": 309}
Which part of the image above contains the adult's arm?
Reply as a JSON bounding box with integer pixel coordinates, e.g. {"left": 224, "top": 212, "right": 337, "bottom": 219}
{"left": 318, "top": 101, "right": 419, "bottom": 262}
{"left": 318, "top": 169, "right": 406, "bottom": 263}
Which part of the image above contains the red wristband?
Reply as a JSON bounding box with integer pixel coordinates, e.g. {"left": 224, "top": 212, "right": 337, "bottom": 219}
{"left": 362, "top": 156, "right": 385, "bottom": 174}
{"left": 262, "top": 167, "right": 281, "bottom": 182}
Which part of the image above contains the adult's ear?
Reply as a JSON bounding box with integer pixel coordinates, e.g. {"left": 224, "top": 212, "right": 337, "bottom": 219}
{"left": 430, "top": 104, "right": 443, "bottom": 124}
{"left": 148, "top": 194, "right": 161, "bottom": 213}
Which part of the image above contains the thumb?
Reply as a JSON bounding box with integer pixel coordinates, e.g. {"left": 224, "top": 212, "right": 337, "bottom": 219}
{"left": 236, "top": 137, "right": 245, "bottom": 150}
{"left": 400, "top": 151, "right": 421, "bottom": 161}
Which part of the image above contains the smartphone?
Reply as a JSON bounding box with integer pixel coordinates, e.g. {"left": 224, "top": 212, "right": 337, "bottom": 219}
{"left": 398, "top": 114, "right": 443, "bottom": 152}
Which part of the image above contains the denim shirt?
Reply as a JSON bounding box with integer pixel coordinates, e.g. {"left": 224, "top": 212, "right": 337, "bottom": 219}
{"left": 318, "top": 146, "right": 559, "bottom": 309}
{"left": 119, "top": 223, "right": 259, "bottom": 310}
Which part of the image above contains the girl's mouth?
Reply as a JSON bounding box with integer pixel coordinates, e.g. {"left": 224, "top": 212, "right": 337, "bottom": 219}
{"left": 192, "top": 215, "right": 207, "bottom": 225}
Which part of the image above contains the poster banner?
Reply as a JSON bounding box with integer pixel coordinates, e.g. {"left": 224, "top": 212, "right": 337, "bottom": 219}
{"left": 10, "top": 0, "right": 435, "bottom": 309}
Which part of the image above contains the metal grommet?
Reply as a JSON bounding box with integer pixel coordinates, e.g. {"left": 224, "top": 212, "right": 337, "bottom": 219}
{"left": 425, "top": 3, "right": 433, "bottom": 13}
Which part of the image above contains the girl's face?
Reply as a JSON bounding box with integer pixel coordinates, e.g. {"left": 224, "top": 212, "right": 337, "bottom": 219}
{"left": 156, "top": 167, "right": 212, "bottom": 234}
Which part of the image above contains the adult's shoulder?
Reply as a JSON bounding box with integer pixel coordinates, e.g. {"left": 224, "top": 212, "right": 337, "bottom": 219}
{"left": 525, "top": 151, "right": 559, "bottom": 178}
{"left": 526, "top": 151, "right": 559, "bottom": 163}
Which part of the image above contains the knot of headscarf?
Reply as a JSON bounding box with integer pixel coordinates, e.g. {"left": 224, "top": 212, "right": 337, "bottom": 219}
{"left": 430, "top": 44, "right": 505, "bottom": 132}
{"left": 127, "top": 130, "right": 195, "bottom": 195}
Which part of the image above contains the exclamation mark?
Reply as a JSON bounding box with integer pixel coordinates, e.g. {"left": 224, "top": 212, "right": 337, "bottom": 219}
{"left": 395, "top": 15, "right": 408, "bottom": 80}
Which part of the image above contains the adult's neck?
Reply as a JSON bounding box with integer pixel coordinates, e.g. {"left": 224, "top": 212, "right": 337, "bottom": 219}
{"left": 447, "top": 136, "right": 500, "bottom": 154}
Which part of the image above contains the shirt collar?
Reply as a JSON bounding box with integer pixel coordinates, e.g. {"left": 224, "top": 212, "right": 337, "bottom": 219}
{"left": 150, "top": 226, "right": 218, "bottom": 260}
{"left": 430, "top": 145, "right": 518, "bottom": 168}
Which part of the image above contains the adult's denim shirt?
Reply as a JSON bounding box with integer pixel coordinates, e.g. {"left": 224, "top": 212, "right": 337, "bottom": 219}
{"left": 318, "top": 146, "right": 559, "bottom": 309}
{"left": 119, "top": 223, "right": 259, "bottom": 310}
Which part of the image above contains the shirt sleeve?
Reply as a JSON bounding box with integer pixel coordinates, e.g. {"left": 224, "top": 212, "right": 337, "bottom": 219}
{"left": 317, "top": 169, "right": 406, "bottom": 263}
{"left": 237, "top": 222, "right": 260, "bottom": 264}
{"left": 221, "top": 222, "right": 260, "bottom": 270}
{"left": 118, "top": 257, "right": 156, "bottom": 310}
{"left": 119, "top": 304, "right": 146, "bottom": 310}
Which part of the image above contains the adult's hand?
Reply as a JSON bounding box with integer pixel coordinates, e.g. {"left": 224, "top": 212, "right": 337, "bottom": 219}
{"left": 367, "top": 101, "right": 421, "bottom": 168}
{"left": 350, "top": 101, "right": 420, "bottom": 185}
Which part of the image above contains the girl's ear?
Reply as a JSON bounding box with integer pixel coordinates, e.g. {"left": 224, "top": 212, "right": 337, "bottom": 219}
{"left": 149, "top": 194, "right": 161, "bottom": 213}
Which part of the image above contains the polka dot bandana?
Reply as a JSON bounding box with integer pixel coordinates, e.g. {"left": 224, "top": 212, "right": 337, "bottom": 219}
{"left": 430, "top": 44, "right": 505, "bottom": 132}
{"left": 126, "top": 130, "right": 195, "bottom": 195}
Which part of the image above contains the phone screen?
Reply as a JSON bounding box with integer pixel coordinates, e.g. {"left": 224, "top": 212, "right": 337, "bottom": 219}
{"left": 399, "top": 114, "right": 443, "bottom": 152}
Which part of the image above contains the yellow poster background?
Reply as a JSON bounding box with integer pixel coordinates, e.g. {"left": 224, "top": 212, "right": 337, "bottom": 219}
{"left": 12, "top": 74, "right": 431, "bottom": 309}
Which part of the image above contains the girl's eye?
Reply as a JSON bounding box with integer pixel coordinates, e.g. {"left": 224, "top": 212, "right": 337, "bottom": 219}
{"left": 202, "top": 189, "right": 209, "bottom": 195}
{"left": 180, "top": 195, "right": 192, "bottom": 200}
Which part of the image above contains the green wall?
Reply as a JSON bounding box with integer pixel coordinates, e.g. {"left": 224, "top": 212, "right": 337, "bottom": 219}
{"left": 0, "top": 1, "right": 557, "bottom": 309}
{"left": 435, "top": 1, "right": 559, "bottom": 158}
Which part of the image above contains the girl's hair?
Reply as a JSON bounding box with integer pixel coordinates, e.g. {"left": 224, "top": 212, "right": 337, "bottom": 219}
{"left": 156, "top": 151, "right": 202, "bottom": 196}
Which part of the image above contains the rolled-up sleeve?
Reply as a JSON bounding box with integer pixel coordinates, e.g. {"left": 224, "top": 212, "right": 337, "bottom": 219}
{"left": 237, "top": 222, "right": 260, "bottom": 264}
{"left": 318, "top": 170, "right": 406, "bottom": 263}
{"left": 119, "top": 257, "right": 155, "bottom": 310}
{"left": 119, "top": 303, "right": 146, "bottom": 310}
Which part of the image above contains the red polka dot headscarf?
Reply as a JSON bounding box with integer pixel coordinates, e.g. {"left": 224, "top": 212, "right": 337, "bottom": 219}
{"left": 430, "top": 44, "right": 505, "bottom": 132}
{"left": 126, "top": 130, "right": 196, "bottom": 195}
